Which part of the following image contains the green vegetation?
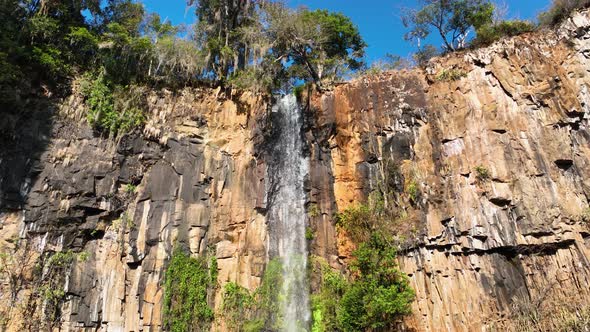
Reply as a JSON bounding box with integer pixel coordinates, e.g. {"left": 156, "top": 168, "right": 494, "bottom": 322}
{"left": 474, "top": 165, "right": 491, "bottom": 181}
{"left": 472, "top": 20, "right": 535, "bottom": 47}
{"left": 310, "top": 257, "right": 347, "bottom": 332}
{"left": 402, "top": 0, "right": 548, "bottom": 62}
{"left": 187, "top": 0, "right": 366, "bottom": 90}
{"left": 539, "top": 0, "right": 590, "bottom": 26}
{"left": 403, "top": 0, "right": 494, "bottom": 52}
{"left": 337, "top": 233, "right": 415, "bottom": 331}
{"left": 406, "top": 179, "right": 420, "bottom": 203}
{"left": 336, "top": 189, "right": 420, "bottom": 246}
{"left": 221, "top": 282, "right": 255, "bottom": 331}
{"left": 435, "top": 68, "right": 467, "bottom": 81}
{"left": 80, "top": 72, "right": 146, "bottom": 137}
{"left": 78, "top": 251, "right": 89, "bottom": 262}
{"left": 3, "top": 0, "right": 583, "bottom": 120}
{"left": 220, "top": 258, "right": 283, "bottom": 331}
{"left": 330, "top": 189, "right": 417, "bottom": 329}
{"left": 124, "top": 184, "right": 137, "bottom": 194}
{"left": 308, "top": 203, "right": 321, "bottom": 218}
{"left": 335, "top": 198, "right": 378, "bottom": 244}
{"left": 309, "top": 233, "right": 415, "bottom": 332}
{"left": 1, "top": 0, "right": 368, "bottom": 137}
{"left": 305, "top": 227, "right": 315, "bottom": 241}
{"left": 35, "top": 250, "right": 87, "bottom": 326}
{"left": 163, "top": 248, "right": 217, "bottom": 332}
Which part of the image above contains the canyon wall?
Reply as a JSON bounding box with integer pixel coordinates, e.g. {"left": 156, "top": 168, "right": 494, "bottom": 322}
{"left": 0, "top": 87, "right": 272, "bottom": 331}
{"left": 307, "top": 9, "right": 590, "bottom": 332}
{"left": 2, "top": 9, "right": 590, "bottom": 332}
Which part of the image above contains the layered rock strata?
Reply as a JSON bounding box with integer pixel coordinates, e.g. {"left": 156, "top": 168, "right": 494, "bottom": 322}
{"left": 307, "top": 9, "right": 590, "bottom": 332}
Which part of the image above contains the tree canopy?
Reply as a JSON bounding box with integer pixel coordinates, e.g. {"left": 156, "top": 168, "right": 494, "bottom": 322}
{"left": 403, "top": 0, "right": 495, "bottom": 52}
{"left": 187, "top": 0, "right": 366, "bottom": 90}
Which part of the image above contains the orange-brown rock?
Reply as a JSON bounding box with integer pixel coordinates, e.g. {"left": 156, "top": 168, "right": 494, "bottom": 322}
{"left": 307, "top": 9, "right": 590, "bottom": 332}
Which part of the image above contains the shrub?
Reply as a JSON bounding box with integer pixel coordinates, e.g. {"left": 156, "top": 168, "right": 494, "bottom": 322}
{"left": 337, "top": 233, "right": 415, "bottom": 331}
{"left": 81, "top": 72, "right": 146, "bottom": 137}
{"left": 413, "top": 44, "right": 439, "bottom": 67}
{"left": 472, "top": 20, "right": 535, "bottom": 47}
{"left": 310, "top": 257, "right": 347, "bottom": 332}
{"left": 435, "top": 68, "right": 467, "bottom": 81}
{"left": 222, "top": 282, "right": 255, "bottom": 331}
{"left": 539, "top": 0, "right": 590, "bottom": 27}
{"left": 227, "top": 66, "right": 276, "bottom": 93}
{"left": 40, "top": 250, "right": 86, "bottom": 325}
{"left": 308, "top": 203, "right": 320, "bottom": 218}
{"left": 251, "top": 258, "right": 283, "bottom": 329}
{"left": 335, "top": 203, "right": 374, "bottom": 243}
{"left": 293, "top": 83, "right": 308, "bottom": 101}
{"left": 163, "top": 248, "right": 217, "bottom": 332}
{"left": 65, "top": 27, "right": 99, "bottom": 66}
{"left": 406, "top": 179, "right": 420, "bottom": 203}
{"left": 474, "top": 165, "right": 490, "bottom": 181}
{"left": 220, "top": 258, "right": 284, "bottom": 331}
{"left": 305, "top": 227, "right": 315, "bottom": 240}
{"left": 336, "top": 190, "right": 420, "bottom": 246}
{"left": 32, "top": 46, "right": 70, "bottom": 77}
{"left": 124, "top": 184, "right": 137, "bottom": 194}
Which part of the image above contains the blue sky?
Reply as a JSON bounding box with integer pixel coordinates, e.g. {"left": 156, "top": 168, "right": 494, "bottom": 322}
{"left": 142, "top": 0, "right": 552, "bottom": 63}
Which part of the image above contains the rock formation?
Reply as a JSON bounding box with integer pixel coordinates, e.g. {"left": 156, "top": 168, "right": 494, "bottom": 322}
{"left": 307, "top": 9, "right": 590, "bottom": 331}
{"left": 1, "top": 8, "right": 590, "bottom": 332}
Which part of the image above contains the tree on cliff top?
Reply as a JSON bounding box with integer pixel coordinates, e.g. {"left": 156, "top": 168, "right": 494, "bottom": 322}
{"left": 263, "top": 2, "right": 366, "bottom": 89}
{"left": 403, "top": 0, "right": 494, "bottom": 52}
{"left": 188, "top": 0, "right": 366, "bottom": 90}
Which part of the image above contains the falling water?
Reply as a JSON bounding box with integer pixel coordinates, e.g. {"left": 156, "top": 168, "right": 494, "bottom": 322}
{"left": 267, "top": 94, "right": 310, "bottom": 331}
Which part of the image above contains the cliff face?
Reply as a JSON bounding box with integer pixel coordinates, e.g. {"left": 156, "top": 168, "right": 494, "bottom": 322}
{"left": 2, "top": 9, "right": 590, "bottom": 332}
{"left": 308, "top": 10, "right": 590, "bottom": 331}
{"left": 0, "top": 87, "right": 271, "bottom": 330}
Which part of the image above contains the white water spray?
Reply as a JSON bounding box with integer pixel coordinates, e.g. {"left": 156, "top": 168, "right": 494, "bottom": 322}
{"left": 267, "top": 94, "right": 310, "bottom": 331}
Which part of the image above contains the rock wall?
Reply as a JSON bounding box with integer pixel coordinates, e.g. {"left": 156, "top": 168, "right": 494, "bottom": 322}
{"left": 307, "top": 9, "right": 590, "bottom": 332}
{"left": 0, "top": 87, "right": 273, "bottom": 331}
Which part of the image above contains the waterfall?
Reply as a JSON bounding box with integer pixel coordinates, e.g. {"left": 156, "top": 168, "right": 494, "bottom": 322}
{"left": 267, "top": 94, "right": 310, "bottom": 331}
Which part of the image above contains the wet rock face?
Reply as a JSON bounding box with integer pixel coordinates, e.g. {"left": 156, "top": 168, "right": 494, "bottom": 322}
{"left": 305, "top": 10, "right": 590, "bottom": 332}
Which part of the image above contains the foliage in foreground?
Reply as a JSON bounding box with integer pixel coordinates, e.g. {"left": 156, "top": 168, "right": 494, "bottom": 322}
{"left": 310, "top": 233, "right": 415, "bottom": 332}
{"left": 221, "top": 258, "right": 283, "bottom": 332}
{"left": 163, "top": 248, "right": 217, "bottom": 332}
{"left": 338, "top": 233, "right": 415, "bottom": 331}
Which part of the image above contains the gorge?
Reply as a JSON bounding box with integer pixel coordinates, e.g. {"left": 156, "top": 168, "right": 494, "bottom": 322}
{"left": 1, "top": 4, "right": 590, "bottom": 332}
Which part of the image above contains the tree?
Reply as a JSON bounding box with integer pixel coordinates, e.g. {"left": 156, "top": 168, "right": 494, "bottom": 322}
{"left": 189, "top": 0, "right": 261, "bottom": 80}
{"left": 264, "top": 3, "right": 366, "bottom": 89}
{"left": 403, "top": 0, "right": 494, "bottom": 52}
